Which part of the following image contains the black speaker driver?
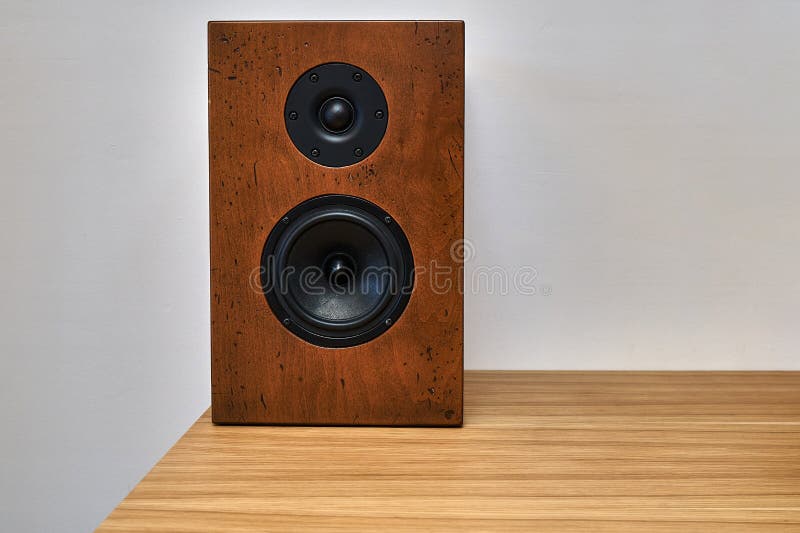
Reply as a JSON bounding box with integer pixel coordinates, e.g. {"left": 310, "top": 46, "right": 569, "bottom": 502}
{"left": 284, "top": 63, "right": 388, "bottom": 167}
{"left": 261, "top": 195, "right": 414, "bottom": 348}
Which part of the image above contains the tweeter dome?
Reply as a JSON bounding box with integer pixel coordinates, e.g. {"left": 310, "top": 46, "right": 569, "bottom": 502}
{"left": 209, "top": 21, "right": 464, "bottom": 426}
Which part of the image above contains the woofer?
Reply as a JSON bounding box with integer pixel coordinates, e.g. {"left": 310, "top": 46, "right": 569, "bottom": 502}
{"left": 284, "top": 62, "right": 388, "bottom": 167}
{"left": 261, "top": 195, "right": 414, "bottom": 347}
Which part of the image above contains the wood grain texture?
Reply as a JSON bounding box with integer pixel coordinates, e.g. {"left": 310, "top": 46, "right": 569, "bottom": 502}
{"left": 209, "top": 21, "right": 464, "bottom": 426}
{"left": 98, "top": 371, "right": 800, "bottom": 532}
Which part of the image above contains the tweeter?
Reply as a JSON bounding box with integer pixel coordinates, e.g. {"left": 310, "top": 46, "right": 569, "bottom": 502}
{"left": 284, "top": 62, "right": 388, "bottom": 167}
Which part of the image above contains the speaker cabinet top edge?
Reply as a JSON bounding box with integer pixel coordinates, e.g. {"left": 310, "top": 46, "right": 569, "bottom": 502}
{"left": 208, "top": 20, "right": 465, "bottom": 25}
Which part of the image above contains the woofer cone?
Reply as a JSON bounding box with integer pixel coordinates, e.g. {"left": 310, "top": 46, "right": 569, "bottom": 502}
{"left": 261, "top": 195, "right": 414, "bottom": 348}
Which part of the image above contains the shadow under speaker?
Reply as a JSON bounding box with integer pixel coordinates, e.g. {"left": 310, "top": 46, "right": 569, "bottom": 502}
{"left": 209, "top": 21, "right": 464, "bottom": 426}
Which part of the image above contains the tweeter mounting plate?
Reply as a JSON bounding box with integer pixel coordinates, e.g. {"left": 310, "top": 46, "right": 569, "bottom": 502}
{"left": 284, "top": 62, "right": 388, "bottom": 168}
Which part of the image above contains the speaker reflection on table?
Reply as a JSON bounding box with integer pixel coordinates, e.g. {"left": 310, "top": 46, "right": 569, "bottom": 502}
{"left": 209, "top": 21, "right": 464, "bottom": 426}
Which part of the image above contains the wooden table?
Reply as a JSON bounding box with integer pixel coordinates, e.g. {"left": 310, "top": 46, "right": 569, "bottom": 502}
{"left": 98, "top": 371, "right": 800, "bottom": 532}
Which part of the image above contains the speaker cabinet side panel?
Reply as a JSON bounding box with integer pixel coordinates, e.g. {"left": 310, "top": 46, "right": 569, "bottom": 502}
{"left": 209, "top": 21, "right": 464, "bottom": 425}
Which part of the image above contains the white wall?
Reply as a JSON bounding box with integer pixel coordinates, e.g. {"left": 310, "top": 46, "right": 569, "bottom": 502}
{"left": 1, "top": 1, "right": 799, "bottom": 531}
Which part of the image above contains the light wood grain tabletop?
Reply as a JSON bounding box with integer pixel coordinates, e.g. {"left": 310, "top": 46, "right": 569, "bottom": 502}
{"left": 97, "top": 371, "right": 800, "bottom": 532}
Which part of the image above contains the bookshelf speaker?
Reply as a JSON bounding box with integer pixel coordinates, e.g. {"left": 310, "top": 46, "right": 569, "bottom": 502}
{"left": 209, "top": 20, "right": 464, "bottom": 425}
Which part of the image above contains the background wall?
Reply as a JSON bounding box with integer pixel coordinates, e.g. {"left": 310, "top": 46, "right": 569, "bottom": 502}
{"left": 1, "top": 1, "right": 799, "bottom": 531}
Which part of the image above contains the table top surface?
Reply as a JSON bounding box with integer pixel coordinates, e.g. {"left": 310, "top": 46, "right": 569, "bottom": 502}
{"left": 97, "top": 371, "right": 800, "bottom": 532}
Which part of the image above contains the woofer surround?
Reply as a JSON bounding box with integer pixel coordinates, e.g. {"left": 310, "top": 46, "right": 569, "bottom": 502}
{"left": 261, "top": 195, "right": 414, "bottom": 348}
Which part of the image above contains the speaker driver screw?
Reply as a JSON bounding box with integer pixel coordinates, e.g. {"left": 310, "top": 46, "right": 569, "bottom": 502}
{"left": 385, "top": 318, "right": 392, "bottom": 326}
{"left": 288, "top": 111, "right": 298, "bottom": 120}
{"left": 283, "top": 318, "right": 291, "bottom": 326}
{"left": 309, "top": 73, "right": 319, "bottom": 83}
{"left": 384, "top": 216, "right": 392, "bottom": 224}
{"left": 353, "top": 147, "right": 363, "bottom": 157}
{"left": 374, "top": 110, "right": 384, "bottom": 119}
{"left": 282, "top": 217, "right": 290, "bottom": 225}
{"left": 311, "top": 148, "right": 320, "bottom": 157}
{"left": 352, "top": 72, "right": 362, "bottom": 82}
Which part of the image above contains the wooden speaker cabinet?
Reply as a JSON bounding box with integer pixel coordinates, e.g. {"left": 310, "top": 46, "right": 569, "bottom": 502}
{"left": 209, "top": 21, "right": 464, "bottom": 426}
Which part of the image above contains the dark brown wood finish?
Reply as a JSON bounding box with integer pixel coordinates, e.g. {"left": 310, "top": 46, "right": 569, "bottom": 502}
{"left": 209, "top": 21, "right": 464, "bottom": 425}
